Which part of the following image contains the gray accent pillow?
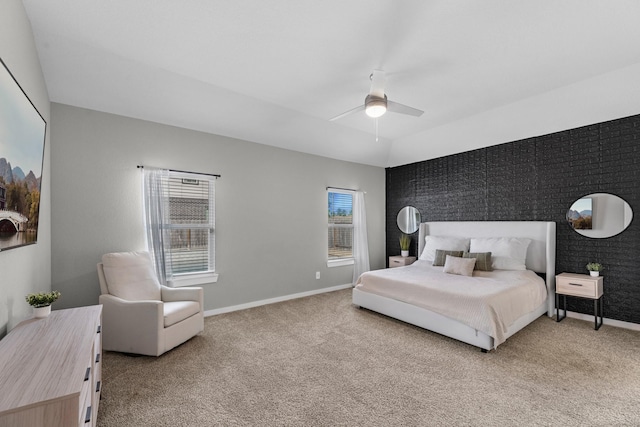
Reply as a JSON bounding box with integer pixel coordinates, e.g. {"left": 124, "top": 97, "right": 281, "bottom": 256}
{"left": 433, "top": 249, "right": 464, "bottom": 266}
{"left": 463, "top": 251, "right": 493, "bottom": 271}
{"left": 443, "top": 255, "right": 476, "bottom": 277}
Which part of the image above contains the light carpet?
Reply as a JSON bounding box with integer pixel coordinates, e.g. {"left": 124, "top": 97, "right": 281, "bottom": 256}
{"left": 97, "top": 289, "right": 640, "bottom": 426}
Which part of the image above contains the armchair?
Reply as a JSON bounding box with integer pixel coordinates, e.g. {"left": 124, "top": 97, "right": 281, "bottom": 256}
{"left": 97, "top": 251, "right": 204, "bottom": 356}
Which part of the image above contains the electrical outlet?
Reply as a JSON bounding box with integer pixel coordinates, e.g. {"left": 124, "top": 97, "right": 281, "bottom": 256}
{"left": 315, "top": 271, "right": 320, "bottom": 280}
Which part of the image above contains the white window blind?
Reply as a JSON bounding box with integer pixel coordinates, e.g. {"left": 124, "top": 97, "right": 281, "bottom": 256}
{"left": 167, "top": 173, "right": 215, "bottom": 275}
{"left": 328, "top": 190, "right": 353, "bottom": 260}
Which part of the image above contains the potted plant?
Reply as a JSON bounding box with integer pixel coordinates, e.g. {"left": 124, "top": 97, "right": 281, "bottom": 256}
{"left": 25, "top": 291, "right": 61, "bottom": 318}
{"left": 586, "top": 262, "right": 604, "bottom": 277}
{"left": 399, "top": 233, "right": 411, "bottom": 257}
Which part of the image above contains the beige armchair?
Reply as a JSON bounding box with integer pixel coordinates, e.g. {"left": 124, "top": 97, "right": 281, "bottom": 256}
{"left": 97, "top": 251, "right": 204, "bottom": 356}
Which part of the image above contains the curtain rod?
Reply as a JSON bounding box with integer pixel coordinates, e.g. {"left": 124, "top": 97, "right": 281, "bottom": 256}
{"left": 137, "top": 165, "right": 221, "bottom": 178}
{"left": 327, "top": 186, "right": 365, "bottom": 194}
{"left": 327, "top": 186, "right": 356, "bottom": 192}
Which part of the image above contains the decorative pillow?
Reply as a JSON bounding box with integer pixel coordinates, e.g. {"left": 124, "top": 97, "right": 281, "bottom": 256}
{"left": 433, "top": 249, "right": 464, "bottom": 266}
{"left": 419, "top": 236, "right": 470, "bottom": 261}
{"left": 443, "top": 255, "right": 476, "bottom": 277}
{"left": 102, "top": 251, "right": 162, "bottom": 301}
{"left": 469, "top": 238, "right": 531, "bottom": 270}
{"left": 463, "top": 251, "right": 493, "bottom": 271}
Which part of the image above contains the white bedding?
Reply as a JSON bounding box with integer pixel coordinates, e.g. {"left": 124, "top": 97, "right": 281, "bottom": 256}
{"left": 355, "top": 260, "right": 547, "bottom": 346}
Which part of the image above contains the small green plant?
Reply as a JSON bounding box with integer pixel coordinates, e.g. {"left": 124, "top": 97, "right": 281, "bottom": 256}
{"left": 586, "top": 262, "right": 604, "bottom": 272}
{"left": 25, "top": 291, "right": 61, "bottom": 308}
{"left": 399, "top": 233, "right": 411, "bottom": 251}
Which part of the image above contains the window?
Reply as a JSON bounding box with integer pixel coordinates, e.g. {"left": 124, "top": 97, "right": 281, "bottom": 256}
{"left": 142, "top": 168, "right": 217, "bottom": 287}
{"left": 328, "top": 189, "right": 354, "bottom": 267}
{"left": 166, "top": 173, "right": 215, "bottom": 279}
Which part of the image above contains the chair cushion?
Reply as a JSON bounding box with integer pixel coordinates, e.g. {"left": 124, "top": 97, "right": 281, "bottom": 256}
{"left": 164, "top": 301, "right": 201, "bottom": 327}
{"left": 102, "top": 251, "right": 162, "bottom": 301}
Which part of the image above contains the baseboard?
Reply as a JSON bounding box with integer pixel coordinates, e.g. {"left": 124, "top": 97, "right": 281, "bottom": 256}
{"left": 565, "top": 311, "right": 640, "bottom": 331}
{"left": 204, "top": 283, "right": 353, "bottom": 317}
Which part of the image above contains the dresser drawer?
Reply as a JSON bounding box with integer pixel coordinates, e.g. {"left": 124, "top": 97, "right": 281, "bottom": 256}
{"left": 389, "top": 256, "right": 416, "bottom": 268}
{"left": 556, "top": 273, "right": 603, "bottom": 299}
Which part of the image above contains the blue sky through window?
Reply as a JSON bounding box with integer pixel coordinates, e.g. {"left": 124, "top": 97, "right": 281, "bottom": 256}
{"left": 328, "top": 192, "right": 352, "bottom": 217}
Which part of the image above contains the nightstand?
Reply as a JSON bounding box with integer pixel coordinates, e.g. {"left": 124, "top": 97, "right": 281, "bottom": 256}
{"left": 389, "top": 255, "right": 416, "bottom": 268}
{"left": 555, "top": 273, "right": 604, "bottom": 330}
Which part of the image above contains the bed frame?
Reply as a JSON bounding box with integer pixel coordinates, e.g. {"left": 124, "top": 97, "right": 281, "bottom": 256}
{"left": 353, "top": 221, "right": 556, "bottom": 351}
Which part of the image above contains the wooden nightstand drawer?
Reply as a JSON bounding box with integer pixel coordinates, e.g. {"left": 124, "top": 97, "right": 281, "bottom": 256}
{"left": 389, "top": 256, "right": 416, "bottom": 268}
{"left": 556, "top": 273, "right": 603, "bottom": 299}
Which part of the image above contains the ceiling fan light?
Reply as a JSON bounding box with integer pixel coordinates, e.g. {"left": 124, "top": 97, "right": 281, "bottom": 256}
{"left": 366, "top": 104, "right": 386, "bottom": 118}
{"left": 365, "top": 94, "right": 387, "bottom": 118}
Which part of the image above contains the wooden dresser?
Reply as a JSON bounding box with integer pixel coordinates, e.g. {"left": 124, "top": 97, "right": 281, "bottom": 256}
{"left": 0, "top": 305, "right": 103, "bottom": 427}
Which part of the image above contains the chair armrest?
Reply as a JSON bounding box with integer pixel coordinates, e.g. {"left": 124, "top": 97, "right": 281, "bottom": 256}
{"left": 99, "top": 294, "right": 163, "bottom": 327}
{"left": 161, "top": 286, "right": 203, "bottom": 305}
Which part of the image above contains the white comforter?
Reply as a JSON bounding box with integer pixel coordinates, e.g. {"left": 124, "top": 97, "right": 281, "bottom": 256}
{"left": 355, "top": 260, "right": 547, "bottom": 346}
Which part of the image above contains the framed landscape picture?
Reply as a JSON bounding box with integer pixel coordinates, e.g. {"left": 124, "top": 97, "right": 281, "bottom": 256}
{"left": 0, "top": 58, "right": 46, "bottom": 251}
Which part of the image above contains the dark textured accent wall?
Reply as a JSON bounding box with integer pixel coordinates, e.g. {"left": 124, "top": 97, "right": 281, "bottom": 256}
{"left": 386, "top": 114, "right": 640, "bottom": 324}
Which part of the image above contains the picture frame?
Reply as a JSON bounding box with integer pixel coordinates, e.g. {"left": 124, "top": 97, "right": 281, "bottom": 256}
{"left": 0, "top": 57, "right": 47, "bottom": 251}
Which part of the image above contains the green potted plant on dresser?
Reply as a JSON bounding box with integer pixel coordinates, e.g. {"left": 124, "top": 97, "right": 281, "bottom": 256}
{"left": 586, "top": 262, "right": 604, "bottom": 277}
{"left": 25, "top": 291, "right": 61, "bottom": 318}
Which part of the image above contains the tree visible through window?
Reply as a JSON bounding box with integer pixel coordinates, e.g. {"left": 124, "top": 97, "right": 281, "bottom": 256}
{"left": 328, "top": 190, "right": 353, "bottom": 260}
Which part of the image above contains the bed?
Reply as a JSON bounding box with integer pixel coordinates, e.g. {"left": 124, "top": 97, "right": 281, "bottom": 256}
{"left": 353, "top": 221, "right": 556, "bottom": 351}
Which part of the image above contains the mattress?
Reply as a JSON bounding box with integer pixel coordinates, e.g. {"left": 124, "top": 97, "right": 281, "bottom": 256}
{"left": 355, "top": 260, "right": 547, "bottom": 345}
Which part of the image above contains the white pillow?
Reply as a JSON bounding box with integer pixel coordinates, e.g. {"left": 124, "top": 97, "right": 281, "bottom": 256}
{"left": 443, "top": 255, "right": 476, "bottom": 277}
{"left": 419, "top": 236, "right": 470, "bottom": 261}
{"left": 469, "top": 237, "right": 531, "bottom": 270}
{"left": 102, "top": 251, "right": 162, "bottom": 301}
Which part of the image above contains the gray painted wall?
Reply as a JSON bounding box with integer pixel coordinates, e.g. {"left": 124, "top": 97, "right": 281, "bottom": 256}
{"left": 0, "top": 0, "right": 52, "bottom": 337}
{"left": 51, "top": 104, "right": 385, "bottom": 311}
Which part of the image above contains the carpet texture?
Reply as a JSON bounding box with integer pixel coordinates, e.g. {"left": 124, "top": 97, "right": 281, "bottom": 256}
{"left": 97, "top": 289, "right": 640, "bottom": 426}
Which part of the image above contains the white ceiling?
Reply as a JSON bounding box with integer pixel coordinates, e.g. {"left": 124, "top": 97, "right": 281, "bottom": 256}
{"left": 22, "top": 0, "right": 640, "bottom": 167}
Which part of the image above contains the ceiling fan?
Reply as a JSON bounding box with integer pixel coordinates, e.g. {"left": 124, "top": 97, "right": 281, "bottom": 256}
{"left": 330, "top": 70, "right": 424, "bottom": 121}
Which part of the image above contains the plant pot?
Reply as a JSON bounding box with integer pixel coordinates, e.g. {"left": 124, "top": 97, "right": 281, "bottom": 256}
{"left": 33, "top": 305, "right": 51, "bottom": 318}
{"left": 589, "top": 271, "right": 600, "bottom": 277}
{"left": 401, "top": 250, "right": 409, "bottom": 257}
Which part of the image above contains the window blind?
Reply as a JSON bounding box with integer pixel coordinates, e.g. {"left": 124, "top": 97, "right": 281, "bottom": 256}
{"left": 167, "top": 175, "right": 215, "bottom": 274}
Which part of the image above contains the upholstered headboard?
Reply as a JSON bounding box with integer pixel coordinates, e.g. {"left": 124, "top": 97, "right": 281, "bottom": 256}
{"left": 418, "top": 221, "right": 556, "bottom": 315}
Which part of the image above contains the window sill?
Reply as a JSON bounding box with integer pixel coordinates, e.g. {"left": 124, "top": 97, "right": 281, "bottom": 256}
{"left": 327, "top": 258, "right": 354, "bottom": 268}
{"left": 168, "top": 272, "right": 219, "bottom": 287}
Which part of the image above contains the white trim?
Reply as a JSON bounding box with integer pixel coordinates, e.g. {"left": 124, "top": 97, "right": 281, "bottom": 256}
{"left": 169, "top": 272, "right": 219, "bottom": 287}
{"left": 327, "top": 258, "right": 354, "bottom": 268}
{"left": 564, "top": 310, "right": 640, "bottom": 331}
{"left": 204, "top": 283, "right": 352, "bottom": 317}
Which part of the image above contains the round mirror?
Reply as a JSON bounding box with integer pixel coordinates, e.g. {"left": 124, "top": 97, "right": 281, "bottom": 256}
{"left": 566, "top": 193, "right": 633, "bottom": 238}
{"left": 397, "top": 206, "right": 421, "bottom": 234}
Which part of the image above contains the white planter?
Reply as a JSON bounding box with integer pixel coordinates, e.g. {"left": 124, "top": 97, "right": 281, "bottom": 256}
{"left": 401, "top": 250, "right": 409, "bottom": 257}
{"left": 33, "top": 305, "right": 51, "bottom": 318}
{"left": 589, "top": 271, "right": 600, "bottom": 277}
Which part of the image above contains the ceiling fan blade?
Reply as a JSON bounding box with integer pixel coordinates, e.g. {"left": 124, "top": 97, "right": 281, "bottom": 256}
{"left": 329, "top": 104, "right": 365, "bottom": 121}
{"left": 387, "top": 100, "right": 424, "bottom": 117}
{"left": 369, "top": 69, "right": 386, "bottom": 98}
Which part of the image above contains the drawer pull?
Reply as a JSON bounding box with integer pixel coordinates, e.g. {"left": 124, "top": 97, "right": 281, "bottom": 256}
{"left": 393, "top": 260, "right": 401, "bottom": 264}
{"left": 96, "top": 353, "right": 100, "bottom": 363}
{"left": 96, "top": 380, "right": 101, "bottom": 393}
{"left": 85, "top": 406, "right": 91, "bottom": 423}
{"left": 568, "top": 283, "right": 583, "bottom": 287}
{"left": 84, "top": 367, "right": 91, "bottom": 381}
{"left": 97, "top": 325, "right": 101, "bottom": 333}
